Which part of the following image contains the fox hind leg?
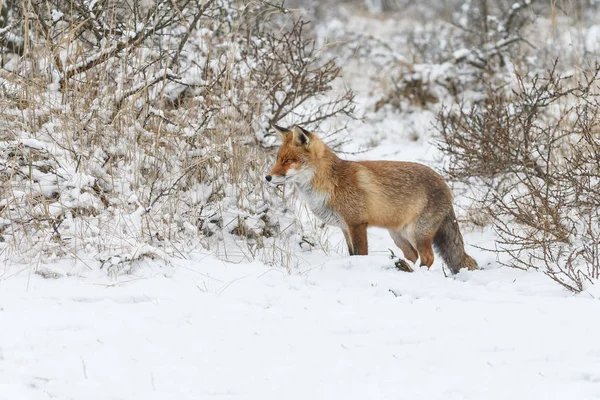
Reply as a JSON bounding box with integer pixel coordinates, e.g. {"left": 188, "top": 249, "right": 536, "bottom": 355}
{"left": 388, "top": 229, "right": 418, "bottom": 264}
{"left": 416, "top": 236, "right": 435, "bottom": 268}
{"left": 414, "top": 208, "right": 449, "bottom": 269}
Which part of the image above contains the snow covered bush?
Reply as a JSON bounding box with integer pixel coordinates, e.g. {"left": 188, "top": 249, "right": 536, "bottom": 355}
{"left": 438, "top": 62, "right": 600, "bottom": 292}
{"left": 374, "top": 0, "right": 537, "bottom": 112}
{"left": 0, "top": 0, "right": 354, "bottom": 269}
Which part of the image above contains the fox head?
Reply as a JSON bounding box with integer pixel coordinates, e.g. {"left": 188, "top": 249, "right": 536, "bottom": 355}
{"left": 265, "top": 125, "right": 320, "bottom": 186}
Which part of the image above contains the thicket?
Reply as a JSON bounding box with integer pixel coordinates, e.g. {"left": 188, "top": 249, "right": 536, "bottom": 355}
{"left": 439, "top": 62, "right": 600, "bottom": 292}
{"left": 411, "top": 0, "right": 600, "bottom": 292}
{"left": 0, "top": 0, "right": 354, "bottom": 272}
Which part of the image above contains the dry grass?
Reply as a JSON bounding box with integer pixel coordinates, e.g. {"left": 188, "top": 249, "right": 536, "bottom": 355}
{"left": 0, "top": 0, "right": 355, "bottom": 270}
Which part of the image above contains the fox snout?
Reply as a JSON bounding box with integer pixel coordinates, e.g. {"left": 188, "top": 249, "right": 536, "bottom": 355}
{"left": 265, "top": 171, "right": 286, "bottom": 186}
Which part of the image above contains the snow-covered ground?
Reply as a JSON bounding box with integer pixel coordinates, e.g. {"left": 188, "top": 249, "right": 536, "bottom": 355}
{"left": 2, "top": 246, "right": 600, "bottom": 400}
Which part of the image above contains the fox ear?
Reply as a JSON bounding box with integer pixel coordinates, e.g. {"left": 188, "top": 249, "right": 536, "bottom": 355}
{"left": 272, "top": 124, "right": 289, "bottom": 140}
{"left": 292, "top": 126, "right": 311, "bottom": 148}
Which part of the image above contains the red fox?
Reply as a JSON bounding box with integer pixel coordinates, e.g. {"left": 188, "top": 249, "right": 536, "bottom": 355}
{"left": 265, "top": 125, "right": 479, "bottom": 274}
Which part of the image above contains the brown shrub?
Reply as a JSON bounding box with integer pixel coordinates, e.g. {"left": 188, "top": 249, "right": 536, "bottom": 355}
{"left": 438, "top": 61, "right": 600, "bottom": 292}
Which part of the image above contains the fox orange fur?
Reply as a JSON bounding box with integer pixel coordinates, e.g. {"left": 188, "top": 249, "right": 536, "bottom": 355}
{"left": 265, "top": 125, "right": 478, "bottom": 274}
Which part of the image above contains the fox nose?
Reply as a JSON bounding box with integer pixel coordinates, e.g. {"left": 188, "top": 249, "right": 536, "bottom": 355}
{"left": 265, "top": 175, "right": 272, "bottom": 182}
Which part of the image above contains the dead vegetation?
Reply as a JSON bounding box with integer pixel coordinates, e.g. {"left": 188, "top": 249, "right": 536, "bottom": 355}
{"left": 0, "top": 0, "right": 355, "bottom": 267}
{"left": 374, "top": 0, "right": 538, "bottom": 111}
{"left": 438, "top": 61, "right": 600, "bottom": 292}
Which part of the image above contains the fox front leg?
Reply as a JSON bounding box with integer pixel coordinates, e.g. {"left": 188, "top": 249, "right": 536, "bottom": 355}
{"left": 342, "top": 229, "right": 354, "bottom": 255}
{"left": 347, "top": 224, "right": 368, "bottom": 256}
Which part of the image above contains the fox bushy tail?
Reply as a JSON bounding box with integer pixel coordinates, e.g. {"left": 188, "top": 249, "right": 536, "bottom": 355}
{"left": 433, "top": 210, "right": 478, "bottom": 274}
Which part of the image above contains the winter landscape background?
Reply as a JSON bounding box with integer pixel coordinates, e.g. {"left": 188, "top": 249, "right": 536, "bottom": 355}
{"left": 1, "top": 0, "right": 600, "bottom": 399}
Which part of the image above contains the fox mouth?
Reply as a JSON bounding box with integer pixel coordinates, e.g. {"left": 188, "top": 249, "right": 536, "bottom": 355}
{"left": 267, "top": 176, "right": 287, "bottom": 186}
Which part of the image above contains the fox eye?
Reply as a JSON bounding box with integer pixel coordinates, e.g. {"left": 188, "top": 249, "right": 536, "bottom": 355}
{"left": 284, "top": 159, "right": 293, "bottom": 164}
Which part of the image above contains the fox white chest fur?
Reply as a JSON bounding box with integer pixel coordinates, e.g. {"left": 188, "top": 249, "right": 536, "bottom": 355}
{"left": 294, "top": 182, "right": 345, "bottom": 228}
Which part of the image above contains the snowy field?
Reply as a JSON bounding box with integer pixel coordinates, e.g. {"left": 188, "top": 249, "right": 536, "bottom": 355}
{"left": 2, "top": 244, "right": 600, "bottom": 400}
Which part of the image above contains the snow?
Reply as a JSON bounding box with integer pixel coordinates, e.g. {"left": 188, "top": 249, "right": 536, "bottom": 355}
{"left": 21, "top": 138, "right": 46, "bottom": 150}
{"left": 585, "top": 25, "right": 600, "bottom": 54}
{"left": 51, "top": 9, "right": 64, "bottom": 22}
{"left": 2, "top": 250, "right": 600, "bottom": 400}
{"left": 453, "top": 48, "right": 471, "bottom": 60}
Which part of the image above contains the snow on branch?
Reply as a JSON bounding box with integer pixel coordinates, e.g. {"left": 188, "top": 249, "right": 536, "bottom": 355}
{"left": 113, "top": 69, "right": 180, "bottom": 115}
{"left": 59, "top": 1, "right": 173, "bottom": 87}
{"left": 452, "top": 35, "right": 523, "bottom": 68}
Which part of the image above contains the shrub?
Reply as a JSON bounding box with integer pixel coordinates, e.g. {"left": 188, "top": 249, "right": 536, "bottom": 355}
{"left": 438, "top": 61, "right": 600, "bottom": 292}
{"left": 0, "top": 0, "right": 354, "bottom": 270}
